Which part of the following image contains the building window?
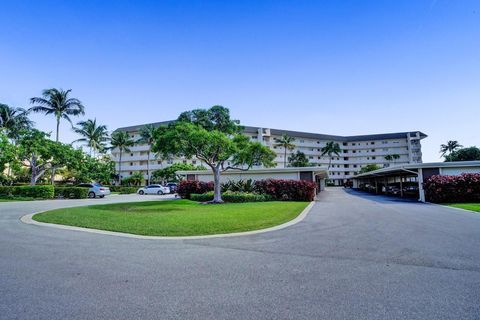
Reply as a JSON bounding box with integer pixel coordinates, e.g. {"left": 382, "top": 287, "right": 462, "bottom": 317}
{"left": 129, "top": 171, "right": 133, "bottom": 175}
{"left": 352, "top": 143, "right": 356, "bottom": 146}
{"left": 300, "top": 140, "right": 304, "bottom": 143}
{"left": 130, "top": 162, "right": 133, "bottom": 166}
{"left": 157, "top": 161, "right": 162, "bottom": 164}
{"left": 309, "top": 156, "right": 313, "bottom": 159}
{"left": 344, "top": 164, "right": 349, "bottom": 168}
{"left": 371, "top": 149, "right": 375, "bottom": 152}
{"left": 344, "top": 157, "right": 349, "bottom": 161}
{"left": 167, "top": 159, "right": 173, "bottom": 164}
{"left": 130, "top": 153, "right": 134, "bottom": 157}
{"left": 352, "top": 150, "right": 356, "bottom": 153}
{"left": 342, "top": 142, "right": 347, "bottom": 146}
{"left": 372, "top": 156, "right": 376, "bottom": 160}
{"left": 371, "top": 141, "right": 375, "bottom": 145}
{"left": 353, "top": 164, "right": 357, "bottom": 168}
{"left": 192, "top": 160, "right": 197, "bottom": 164}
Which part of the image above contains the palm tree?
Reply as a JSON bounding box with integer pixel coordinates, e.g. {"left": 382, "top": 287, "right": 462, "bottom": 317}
{"left": 110, "top": 131, "right": 134, "bottom": 184}
{"left": 0, "top": 103, "right": 33, "bottom": 140}
{"left": 440, "top": 140, "right": 463, "bottom": 158}
{"left": 136, "top": 124, "right": 158, "bottom": 185}
{"left": 29, "top": 88, "right": 85, "bottom": 142}
{"left": 321, "top": 141, "right": 341, "bottom": 169}
{"left": 274, "top": 134, "right": 296, "bottom": 167}
{"left": 73, "top": 119, "right": 109, "bottom": 157}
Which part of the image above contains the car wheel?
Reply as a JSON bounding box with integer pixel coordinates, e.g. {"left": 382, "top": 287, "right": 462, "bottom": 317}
{"left": 157, "top": 190, "right": 164, "bottom": 195}
{"left": 100, "top": 195, "right": 105, "bottom": 198}
{"left": 88, "top": 192, "right": 96, "bottom": 199}
{"left": 139, "top": 190, "right": 144, "bottom": 195}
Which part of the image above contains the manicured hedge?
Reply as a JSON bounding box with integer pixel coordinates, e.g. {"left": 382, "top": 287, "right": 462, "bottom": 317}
{"left": 177, "top": 180, "right": 214, "bottom": 199}
{"left": 254, "top": 179, "right": 317, "bottom": 201}
{"left": 424, "top": 173, "right": 480, "bottom": 203}
{"left": 106, "top": 186, "right": 138, "bottom": 194}
{"left": 190, "top": 191, "right": 272, "bottom": 203}
{"left": 54, "top": 187, "right": 89, "bottom": 199}
{"left": 0, "top": 185, "right": 55, "bottom": 199}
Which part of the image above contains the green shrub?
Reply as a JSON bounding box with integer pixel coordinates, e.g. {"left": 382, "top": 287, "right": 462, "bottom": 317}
{"left": 54, "top": 187, "right": 89, "bottom": 199}
{"left": 106, "top": 186, "right": 138, "bottom": 194}
{"left": 0, "top": 185, "right": 55, "bottom": 199}
{"left": 190, "top": 191, "right": 271, "bottom": 203}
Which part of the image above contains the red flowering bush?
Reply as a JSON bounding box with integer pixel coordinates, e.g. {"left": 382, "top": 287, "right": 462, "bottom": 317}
{"left": 254, "top": 179, "right": 317, "bottom": 201}
{"left": 177, "top": 180, "right": 214, "bottom": 199}
{"left": 424, "top": 173, "right": 480, "bottom": 203}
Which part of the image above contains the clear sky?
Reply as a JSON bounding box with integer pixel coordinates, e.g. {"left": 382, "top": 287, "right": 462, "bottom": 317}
{"left": 1, "top": 0, "right": 478, "bottom": 161}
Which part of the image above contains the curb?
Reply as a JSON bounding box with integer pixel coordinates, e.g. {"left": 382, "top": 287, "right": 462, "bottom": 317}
{"left": 20, "top": 201, "right": 316, "bottom": 240}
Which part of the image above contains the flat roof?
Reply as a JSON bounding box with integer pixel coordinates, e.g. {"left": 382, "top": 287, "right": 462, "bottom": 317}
{"left": 115, "top": 121, "right": 426, "bottom": 142}
{"left": 354, "top": 161, "right": 480, "bottom": 178}
{"left": 176, "top": 166, "right": 328, "bottom": 175}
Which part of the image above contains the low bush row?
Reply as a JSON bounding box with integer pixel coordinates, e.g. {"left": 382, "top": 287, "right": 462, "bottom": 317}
{"left": 424, "top": 173, "right": 480, "bottom": 203}
{"left": 190, "top": 191, "right": 272, "bottom": 203}
{"left": 54, "top": 187, "right": 89, "bottom": 199}
{"left": 177, "top": 181, "right": 214, "bottom": 199}
{"left": 179, "top": 178, "right": 317, "bottom": 202}
{"left": 0, "top": 185, "right": 55, "bottom": 199}
{"left": 107, "top": 185, "right": 138, "bottom": 194}
{"left": 253, "top": 179, "right": 317, "bottom": 201}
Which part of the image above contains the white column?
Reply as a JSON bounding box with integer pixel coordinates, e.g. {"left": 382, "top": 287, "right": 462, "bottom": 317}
{"left": 418, "top": 168, "right": 426, "bottom": 202}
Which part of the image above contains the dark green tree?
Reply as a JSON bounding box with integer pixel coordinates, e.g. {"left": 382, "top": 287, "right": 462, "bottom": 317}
{"left": 152, "top": 163, "right": 207, "bottom": 182}
{"left": 288, "top": 150, "right": 310, "bottom": 167}
{"left": 445, "top": 147, "right": 480, "bottom": 162}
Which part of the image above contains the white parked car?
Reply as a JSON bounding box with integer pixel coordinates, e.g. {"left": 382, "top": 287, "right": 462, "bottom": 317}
{"left": 137, "top": 184, "right": 171, "bottom": 195}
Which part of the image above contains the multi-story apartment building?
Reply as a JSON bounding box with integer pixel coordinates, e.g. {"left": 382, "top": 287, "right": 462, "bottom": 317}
{"left": 112, "top": 121, "right": 426, "bottom": 186}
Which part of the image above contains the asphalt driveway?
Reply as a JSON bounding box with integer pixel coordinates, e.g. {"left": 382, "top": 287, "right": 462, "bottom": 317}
{"left": 1, "top": 189, "right": 479, "bottom": 319}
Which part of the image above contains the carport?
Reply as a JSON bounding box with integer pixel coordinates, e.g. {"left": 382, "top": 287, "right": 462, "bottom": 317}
{"left": 352, "top": 161, "right": 480, "bottom": 202}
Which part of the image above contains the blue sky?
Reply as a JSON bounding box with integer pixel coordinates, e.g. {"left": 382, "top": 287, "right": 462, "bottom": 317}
{"left": 1, "top": 0, "right": 478, "bottom": 161}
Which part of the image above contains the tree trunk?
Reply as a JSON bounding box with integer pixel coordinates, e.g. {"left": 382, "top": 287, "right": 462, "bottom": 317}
{"left": 147, "top": 146, "right": 150, "bottom": 185}
{"left": 30, "top": 154, "right": 37, "bottom": 186}
{"left": 50, "top": 165, "right": 56, "bottom": 185}
{"left": 55, "top": 117, "right": 60, "bottom": 142}
{"left": 212, "top": 166, "right": 223, "bottom": 203}
{"left": 284, "top": 147, "right": 287, "bottom": 168}
{"left": 118, "top": 150, "right": 122, "bottom": 185}
{"left": 328, "top": 157, "right": 332, "bottom": 169}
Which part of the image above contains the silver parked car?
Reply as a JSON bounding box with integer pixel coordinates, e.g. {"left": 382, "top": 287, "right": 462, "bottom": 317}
{"left": 137, "top": 184, "right": 171, "bottom": 195}
{"left": 78, "top": 183, "right": 111, "bottom": 198}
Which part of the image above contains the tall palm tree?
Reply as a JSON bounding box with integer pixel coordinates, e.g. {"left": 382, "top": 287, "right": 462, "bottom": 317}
{"left": 321, "top": 141, "right": 341, "bottom": 169}
{"left": 29, "top": 88, "right": 85, "bottom": 142}
{"left": 440, "top": 140, "right": 463, "bottom": 157}
{"left": 136, "top": 124, "right": 158, "bottom": 185}
{"left": 110, "top": 131, "right": 134, "bottom": 184}
{"left": 274, "top": 134, "right": 296, "bottom": 167}
{"left": 0, "top": 103, "right": 33, "bottom": 140}
{"left": 73, "top": 119, "right": 109, "bottom": 157}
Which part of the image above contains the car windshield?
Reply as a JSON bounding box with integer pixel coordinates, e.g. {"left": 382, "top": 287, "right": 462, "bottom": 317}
{"left": 93, "top": 183, "right": 103, "bottom": 187}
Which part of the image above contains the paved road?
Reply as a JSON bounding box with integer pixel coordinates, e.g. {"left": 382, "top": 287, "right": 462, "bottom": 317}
{"left": 1, "top": 189, "right": 479, "bottom": 319}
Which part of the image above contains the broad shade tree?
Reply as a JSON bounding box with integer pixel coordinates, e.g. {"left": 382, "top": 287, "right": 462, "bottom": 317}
{"left": 153, "top": 106, "right": 276, "bottom": 203}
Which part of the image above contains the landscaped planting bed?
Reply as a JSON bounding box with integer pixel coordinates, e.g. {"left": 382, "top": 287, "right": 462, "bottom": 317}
{"left": 32, "top": 200, "right": 309, "bottom": 236}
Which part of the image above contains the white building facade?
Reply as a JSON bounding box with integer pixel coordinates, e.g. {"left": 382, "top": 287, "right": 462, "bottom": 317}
{"left": 112, "top": 121, "right": 426, "bottom": 186}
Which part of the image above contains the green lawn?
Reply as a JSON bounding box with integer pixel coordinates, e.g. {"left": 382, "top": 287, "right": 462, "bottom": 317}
{"left": 447, "top": 203, "right": 480, "bottom": 213}
{"left": 32, "top": 200, "right": 309, "bottom": 236}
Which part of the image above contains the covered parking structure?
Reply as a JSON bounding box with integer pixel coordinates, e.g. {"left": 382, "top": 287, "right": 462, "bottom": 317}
{"left": 352, "top": 161, "right": 480, "bottom": 202}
